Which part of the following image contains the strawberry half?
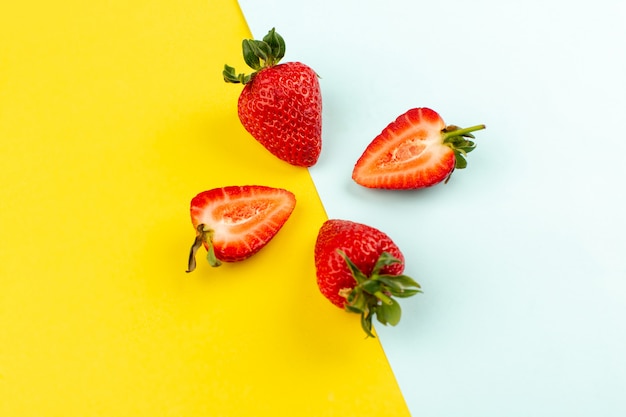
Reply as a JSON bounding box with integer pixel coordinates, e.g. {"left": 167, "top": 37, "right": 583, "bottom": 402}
{"left": 224, "top": 28, "right": 322, "bottom": 167}
{"left": 352, "top": 107, "right": 486, "bottom": 189}
{"left": 314, "top": 219, "right": 421, "bottom": 337}
{"left": 186, "top": 185, "right": 296, "bottom": 272}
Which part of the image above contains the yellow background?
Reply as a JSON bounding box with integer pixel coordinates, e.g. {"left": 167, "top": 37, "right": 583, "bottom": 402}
{"left": 0, "top": 0, "right": 409, "bottom": 415}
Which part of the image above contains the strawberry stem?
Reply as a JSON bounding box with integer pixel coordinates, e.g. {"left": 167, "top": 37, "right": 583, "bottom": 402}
{"left": 442, "top": 124, "right": 486, "bottom": 141}
{"left": 374, "top": 291, "right": 393, "bottom": 305}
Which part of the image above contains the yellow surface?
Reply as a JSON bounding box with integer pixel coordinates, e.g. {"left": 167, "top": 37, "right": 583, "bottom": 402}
{"left": 0, "top": 1, "right": 410, "bottom": 415}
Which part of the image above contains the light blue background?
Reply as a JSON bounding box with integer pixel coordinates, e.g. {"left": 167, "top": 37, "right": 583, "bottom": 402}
{"left": 239, "top": 1, "right": 626, "bottom": 415}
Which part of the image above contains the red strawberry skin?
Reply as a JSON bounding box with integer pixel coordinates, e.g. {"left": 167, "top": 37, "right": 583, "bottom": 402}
{"left": 190, "top": 185, "right": 296, "bottom": 264}
{"left": 237, "top": 62, "right": 322, "bottom": 167}
{"left": 353, "top": 108, "right": 451, "bottom": 189}
{"left": 314, "top": 219, "right": 405, "bottom": 308}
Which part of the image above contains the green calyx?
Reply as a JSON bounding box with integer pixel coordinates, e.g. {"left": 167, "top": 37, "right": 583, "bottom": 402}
{"left": 186, "top": 224, "right": 222, "bottom": 273}
{"left": 223, "top": 28, "right": 286, "bottom": 85}
{"left": 337, "top": 250, "right": 421, "bottom": 338}
{"left": 441, "top": 123, "right": 486, "bottom": 183}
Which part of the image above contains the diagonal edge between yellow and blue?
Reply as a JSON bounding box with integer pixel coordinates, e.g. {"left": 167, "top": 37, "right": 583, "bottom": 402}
{"left": 0, "top": 0, "right": 410, "bottom": 415}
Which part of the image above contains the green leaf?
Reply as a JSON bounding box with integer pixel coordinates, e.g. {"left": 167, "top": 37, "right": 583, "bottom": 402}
{"left": 262, "top": 28, "right": 286, "bottom": 63}
{"left": 377, "top": 276, "right": 420, "bottom": 292}
{"left": 391, "top": 275, "right": 421, "bottom": 288}
{"left": 361, "top": 279, "right": 382, "bottom": 295}
{"left": 376, "top": 277, "right": 403, "bottom": 293}
{"left": 361, "top": 310, "right": 376, "bottom": 338}
{"left": 458, "top": 144, "right": 476, "bottom": 154}
{"left": 345, "top": 305, "right": 363, "bottom": 314}
{"left": 255, "top": 41, "right": 272, "bottom": 62}
{"left": 375, "top": 304, "right": 388, "bottom": 325}
{"left": 377, "top": 300, "right": 402, "bottom": 326}
{"left": 186, "top": 232, "right": 204, "bottom": 273}
{"left": 390, "top": 288, "right": 422, "bottom": 298}
{"left": 377, "top": 274, "right": 421, "bottom": 298}
{"left": 222, "top": 64, "right": 250, "bottom": 84}
{"left": 222, "top": 65, "right": 240, "bottom": 83}
{"left": 455, "top": 152, "right": 468, "bottom": 169}
{"left": 371, "top": 251, "right": 403, "bottom": 275}
{"left": 337, "top": 249, "right": 368, "bottom": 284}
{"left": 206, "top": 246, "right": 221, "bottom": 267}
{"left": 242, "top": 40, "right": 262, "bottom": 70}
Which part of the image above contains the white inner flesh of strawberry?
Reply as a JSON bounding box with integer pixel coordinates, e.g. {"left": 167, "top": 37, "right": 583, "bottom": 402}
{"left": 384, "top": 139, "right": 426, "bottom": 165}
{"left": 220, "top": 203, "right": 269, "bottom": 224}
{"left": 199, "top": 198, "right": 280, "bottom": 244}
{"left": 376, "top": 133, "right": 445, "bottom": 170}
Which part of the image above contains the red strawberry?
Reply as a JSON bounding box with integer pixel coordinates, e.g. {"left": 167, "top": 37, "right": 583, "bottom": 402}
{"left": 352, "top": 107, "right": 485, "bottom": 189}
{"left": 186, "top": 185, "right": 296, "bottom": 272}
{"left": 314, "top": 219, "right": 421, "bottom": 337}
{"left": 224, "top": 28, "right": 322, "bottom": 167}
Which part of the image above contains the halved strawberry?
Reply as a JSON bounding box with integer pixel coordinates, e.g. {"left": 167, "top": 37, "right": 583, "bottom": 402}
{"left": 186, "top": 185, "right": 296, "bottom": 272}
{"left": 352, "top": 107, "right": 485, "bottom": 189}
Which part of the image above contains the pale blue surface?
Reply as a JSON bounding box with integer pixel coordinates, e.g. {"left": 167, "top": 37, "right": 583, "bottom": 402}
{"left": 238, "top": 1, "right": 626, "bottom": 415}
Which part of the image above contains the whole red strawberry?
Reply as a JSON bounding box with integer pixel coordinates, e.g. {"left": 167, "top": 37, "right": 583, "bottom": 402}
{"left": 314, "top": 219, "right": 421, "bottom": 337}
{"left": 352, "top": 107, "right": 485, "bottom": 189}
{"left": 186, "top": 185, "right": 296, "bottom": 272}
{"left": 224, "top": 28, "right": 322, "bottom": 167}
